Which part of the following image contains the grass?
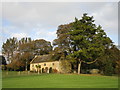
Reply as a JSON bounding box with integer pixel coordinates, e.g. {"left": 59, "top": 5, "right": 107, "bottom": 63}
{"left": 2, "top": 71, "right": 118, "bottom": 88}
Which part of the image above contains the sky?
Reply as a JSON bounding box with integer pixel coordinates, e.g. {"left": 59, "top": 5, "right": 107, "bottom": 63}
{"left": 0, "top": 2, "right": 118, "bottom": 55}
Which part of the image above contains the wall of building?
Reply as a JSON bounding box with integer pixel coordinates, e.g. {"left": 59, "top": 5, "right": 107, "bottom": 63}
{"left": 30, "top": 61, "right": 60, "bottom": 73}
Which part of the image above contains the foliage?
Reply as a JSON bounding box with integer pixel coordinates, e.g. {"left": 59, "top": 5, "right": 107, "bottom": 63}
{"left": 33, "top": 39, "right": 52, "bottom": 55}
{"left": 52, "top": 69, "right": 58, "bottom": 73}
{"left": 60, "top": 60, "right": 72, "bottom": 73}
{"left": 53, "top": 24, "right": 73, "bottom": 60}
{"left": 50, "top": 47, "right": 63, "bottom": 61}
{"left": 1, "top": 65, "right": 7, "bottom": 70}
{"left": 35, "top": 64, "right": 41, "bottom": 74}
{"left": 69, "top": 13, "right": 113, "bottom": 62}
{"left": 6, "top": 60, "right": 25, "bottom": 71}
{"left": 0, "top": 55, "right": 7, "bottom": 65}
{"left": 104, "top": 60, "right": 114, "bottom": 76}
{"left": 115, "top": 60, "right": 120, "bottom": 74}
{"left": 2, "top": 37, "right": 18, "bottom": 63}
{"left": 96, "top": 45, "right": 120, "bottom": 75}
{"left": 2, "top": 13, "right": 119, "bottom": 76}
{"left": 2, "top": 37, "right": 52, "bottom": 71}
{"left": 18, "top": 37, "right": 33, "bottom": 52}
{"left": 53, "top": 13, "right": 113, "bottom": 74}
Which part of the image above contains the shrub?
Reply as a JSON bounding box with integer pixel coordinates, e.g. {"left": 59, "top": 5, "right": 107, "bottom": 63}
{"left": 115, "top": 60, "right": 120, "bottom": 74}
{"left": 59, "top": 60, "right": 72, "bottom": 73}
{"left": 103, "top": 61, "right": 114, "bottom": 76}
{"left": 1, "top": 65, "right": 7, "bottom": 70}
{"left": 52, "top": 69, "right": 58, "bottom": 73}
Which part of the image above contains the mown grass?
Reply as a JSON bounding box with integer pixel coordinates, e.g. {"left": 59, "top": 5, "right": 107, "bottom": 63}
{"left": 2, "top": 71, "right": 118, "bottom": 88}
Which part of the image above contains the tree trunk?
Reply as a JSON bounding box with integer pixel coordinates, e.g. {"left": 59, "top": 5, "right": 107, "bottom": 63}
{"left": 25, "top": 61, "right": 28, "bottom": 71}
{"left": 7, "top": 52, "right": 10, "bottom": 64}
{"left": 38, "top": 68, "right": 40, "bottom": 74}
{"left": 78, "top": 60, "right": 82, "bottom": 74}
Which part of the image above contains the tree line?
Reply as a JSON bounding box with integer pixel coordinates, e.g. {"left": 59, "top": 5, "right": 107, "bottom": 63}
{"left": 2, "top": 38, "right": 52, "bottom": 71}
{"left": 2, "top": 13, "right": 120, "bottom": 75}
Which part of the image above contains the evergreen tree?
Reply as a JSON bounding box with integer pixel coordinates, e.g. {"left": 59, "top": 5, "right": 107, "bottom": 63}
{"left": 69, "top": 13, "right": 113, "bottom": 74}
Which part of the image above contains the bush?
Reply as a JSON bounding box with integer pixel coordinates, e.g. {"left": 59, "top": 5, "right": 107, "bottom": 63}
{"left": 59, "top": 60, "right": 72, "bottom": 73}
{"left": 115, "top": 60, "right": 120, "bottom": 74}
{"left": 52, "top": 69, "right": 58, "bottom": 73}
{"left": 6, "top": 60, "right": 25, "bottom": 71}
{"left": 1, "top": 65, "right": 7, "bottom": 70}
{"left": 103, "top": 61, "right": 114, "bottom": 76}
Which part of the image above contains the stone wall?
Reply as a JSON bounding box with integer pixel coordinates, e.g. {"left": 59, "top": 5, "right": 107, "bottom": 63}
{"left": 30, "top": 61, "right": 60, "bottom": 73}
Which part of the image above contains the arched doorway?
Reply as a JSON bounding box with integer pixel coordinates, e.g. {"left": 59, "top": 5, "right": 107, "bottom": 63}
{"left": 45, "top": 67, "right": 48, "bottom": 73}
{"left": 42, "top": 68, "right": 44, "bottom": 73}
{"left": 49, "top": 67, "right": 52, "bottom": 73}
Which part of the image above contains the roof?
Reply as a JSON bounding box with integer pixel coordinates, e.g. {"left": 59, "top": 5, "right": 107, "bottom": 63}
{"left": 30, "top": 55, "right": 52, "bottom": 64}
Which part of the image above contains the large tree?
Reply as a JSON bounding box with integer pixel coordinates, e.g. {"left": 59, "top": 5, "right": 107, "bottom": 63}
{"left": 18, "top": 37, "right": 33, "bottom": 52}
{"left": 2, "top": 37, "right": 18, "bottom": 63}
{"left": 18, "top": 38, "right": 52, "bottom": 71}
{"left": 18, "top": 37, "right": 34, "bottom": 71}
{"left": 54, "top": 13, "right": 113, "bottom": 74}
{"left": 33, "top": 39, "right": 52, "bottom": 55}
{"left": 53, "top": 23, "right": 73, "bottom": 61}
{"left": 53, "top": 24, "right": 72, "bottom": 51}
{"left": 69, "top": 13, "right": 113, "bottom": 74}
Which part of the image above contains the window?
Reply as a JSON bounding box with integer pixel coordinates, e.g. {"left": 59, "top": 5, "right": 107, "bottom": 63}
{"left": 44, "top": 63, "right": 46, "bottom": 66}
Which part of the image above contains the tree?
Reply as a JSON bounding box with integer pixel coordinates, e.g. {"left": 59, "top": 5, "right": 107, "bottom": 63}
{"left": 69, "top": 13, "right": 113, "bottom": 74}
{"left": 96, "top": 45, "right": 120, "bottom": 75}
{"left": 21, "top": 52, "right": 34, "bottom": 71}
{"left": 53, "top": 24, "right": 72, "bottom": 56}
{"left": 0, "top": 55, "right": 7, "bottom": 70}
{"left": 33, "top": 39, "right": 52, "bottom": 55}
{"left": 59, "top": 60, "right": 72, "bottom": 73}
{"left": 6, "top": 60, "right": 24, "bottom": 71}
{"left": 50, "top": 47, "right": 64, "bottom": 61}
{"left": 2, "top": 37, "right": 18, "bottom": 63}
{"left": 0, "top": 55, "right": 7, "bottom": 65}
{"left": 54, "top": 13, "right": 113, "bottom": 74}
{"left": 116, "top": 60, "right": 120, "bottom": 74}
{"left": 35, "top": 65, "right": 41, "bottom": 74}
{"left": 18, "top": 37, "right": 34, "bottom": 71}
{"left": 18, "top": 37, "right": 33, "bottom": 53}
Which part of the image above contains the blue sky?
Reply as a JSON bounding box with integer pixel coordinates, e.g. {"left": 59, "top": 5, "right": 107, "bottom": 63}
{"left": 0, "top": 2, "right": 118, "bottom": 54}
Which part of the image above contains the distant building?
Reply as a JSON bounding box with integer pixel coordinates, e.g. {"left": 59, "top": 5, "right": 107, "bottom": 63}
{"left": 30, "top": 55, "right": 61, "bottom": 73}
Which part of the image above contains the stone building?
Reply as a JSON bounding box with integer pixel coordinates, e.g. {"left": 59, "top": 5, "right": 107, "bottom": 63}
{"left": 30, "top": 55, "right": 61, "bottom": 73}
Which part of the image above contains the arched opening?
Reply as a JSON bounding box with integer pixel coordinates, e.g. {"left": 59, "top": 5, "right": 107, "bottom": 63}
{"left": 45, "top": 67, "right": 48, "bottom": 73}
{"left": 42, "top": 68, "right": 45, "bottom": 73}
{"left": 49, "top": 67, "right": 52, "bottom": 73}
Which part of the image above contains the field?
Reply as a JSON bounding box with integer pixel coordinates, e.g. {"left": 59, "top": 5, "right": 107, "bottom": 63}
{"left": 2, "top": 71, "right": 118, "bottom": 88}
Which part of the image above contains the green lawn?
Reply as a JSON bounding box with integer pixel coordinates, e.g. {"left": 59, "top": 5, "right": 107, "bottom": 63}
{"left": 2, "top": 71, "right": 118, "bottom": 88}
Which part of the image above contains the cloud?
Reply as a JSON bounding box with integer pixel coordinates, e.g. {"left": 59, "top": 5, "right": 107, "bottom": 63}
{"left": 89, "top": 3, "right": 118, "bottom": 44}
{"left": 1, "top": 2, "right": 118, "bottom": 46}
{"left": 32, "top": 25, "right": 56, "bottom": 42}
{"left": 90, "top": 3, "right": 118, "bottom": 31}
